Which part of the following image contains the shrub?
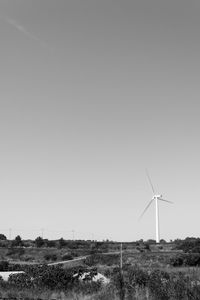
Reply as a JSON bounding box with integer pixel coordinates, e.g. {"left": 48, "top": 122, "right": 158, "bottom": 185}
{"left": 7, "top": 247, "right": 25, "bottom": 257}
{"left": 23, "top": 255, "right": 34, "bottom": 262}
{"left": 170, "top": 272, "right": 191, "bottom": 300}
{"left": 46, "top": 240, "right": 56, "bottom": 248}
{"left": 8, "top": 273, "right": 33, "bottom": 289}
{"left": 34, "top": 266, "right": 73, "bottom": 289}
{"left": 44, "top": 253, "right": 57, "bottom": 261}
{"left": 175, "top": 237, "right": 200, "bottom": 253}
{"left": 84, "top": 254, "right": 119, "bottom": 267}
{"left": 35, "top": 236, "right": 45, "bottom": 248}
{"left": 0, "top": 234, "right": 7, "bottom": 240}
{"left": 62, "top": 254, "right": 73, "bottom": 261}
{"left": 11, "top": 235, "right": 23, "bottom": 247}
{"left": 0, "top": 260, "right": 9, "bottom": 271}
{"left": 148, "top": 269, "right": 170, "bottom": 300}
{"left": 58, "top": 238, "right": 66, "bottom": 248}
{"left": 191, "top": 246, "right": 200, "bottom": 253}
{"left": 184, "top": 254, "right": 200, "bottom": 266}
{"left": 126, "top": 266, "right": 149, "bottom": 288}
{"left": 191, "top": 284, "right": 200, "bottom": 300}
{"left": 170, "top": 253, "right": 200, "bottom": 267}
{"left": 170, "top": 254, "right": 184, "bottom": 267}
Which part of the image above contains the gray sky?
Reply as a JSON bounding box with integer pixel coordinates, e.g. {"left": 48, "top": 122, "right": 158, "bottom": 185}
{"left": 0, "top": 0, "right": 200, "bottom": 241}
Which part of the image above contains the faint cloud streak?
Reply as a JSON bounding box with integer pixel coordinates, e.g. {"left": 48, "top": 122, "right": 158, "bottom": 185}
{"left": 1, "top": 15, "right": 52, "bottom": 51}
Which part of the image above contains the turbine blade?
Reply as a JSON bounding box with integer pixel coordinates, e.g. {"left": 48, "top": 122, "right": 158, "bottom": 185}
{"left": 145, "top": 169, "right": 156, "bottom": 194}
{"left": 158, "top": 198, "right": 173, "bottom": 204}
{"left": 139, "top": 199, "right": 154, "bottom": 220}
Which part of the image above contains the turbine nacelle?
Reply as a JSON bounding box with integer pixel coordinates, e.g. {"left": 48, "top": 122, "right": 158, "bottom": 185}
{"left": 153, "top": 194, "right": 162, "bottom": 200}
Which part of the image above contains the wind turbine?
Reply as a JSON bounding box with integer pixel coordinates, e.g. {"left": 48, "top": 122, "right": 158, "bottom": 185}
{"left": 140, "top": 170, "right": 173, "bottom": 243}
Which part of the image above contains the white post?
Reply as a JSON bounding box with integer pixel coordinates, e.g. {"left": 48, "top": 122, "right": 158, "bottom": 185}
{"left": 155, "top": 197, "right": 160, "bottom": 243}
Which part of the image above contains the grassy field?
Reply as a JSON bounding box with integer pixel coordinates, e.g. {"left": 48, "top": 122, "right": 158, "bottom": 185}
{"left": 0, "top": 239, "right": 200, "bottom": 299}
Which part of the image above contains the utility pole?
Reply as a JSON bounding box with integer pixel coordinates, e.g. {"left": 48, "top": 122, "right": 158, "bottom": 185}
{"left": 119, "top": 242, "right": 125, "bottom": 300}
{"left": 120, "top": 243, "right": 123, "bottom": 270}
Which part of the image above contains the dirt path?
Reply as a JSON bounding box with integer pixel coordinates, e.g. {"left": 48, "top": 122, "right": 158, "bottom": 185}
{"left": 8, "top": 251, "right": 121, "bottom": 267}
{"left": 47, "top": 255, "right": 89, "bottom": 266}
{"left": 48, "top": 251, "right": 121, "bottom": 266}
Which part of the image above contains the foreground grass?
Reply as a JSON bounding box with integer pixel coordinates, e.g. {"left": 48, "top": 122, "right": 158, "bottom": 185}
{"left": 0, "top": 285, "right": 118, "bottom": 300}
{"left": 1, "top": 252, "right": 200, "bottom": 300}
{"left": 1, "top": 269, "right": 200, "bottom": 300}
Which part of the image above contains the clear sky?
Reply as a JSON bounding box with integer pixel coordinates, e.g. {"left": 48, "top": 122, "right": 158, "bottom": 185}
{"left": 0, "top": 0, "right": 200, "bottom": 241}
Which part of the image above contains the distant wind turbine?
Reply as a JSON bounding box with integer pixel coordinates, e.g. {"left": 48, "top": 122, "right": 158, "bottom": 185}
{"left": 139, "top": 170, "right": 173, "bottom": 243}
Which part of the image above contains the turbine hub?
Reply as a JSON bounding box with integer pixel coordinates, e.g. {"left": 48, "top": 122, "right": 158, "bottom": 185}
{"left": 153, "top": 194, "right": 162, "bottom": 199}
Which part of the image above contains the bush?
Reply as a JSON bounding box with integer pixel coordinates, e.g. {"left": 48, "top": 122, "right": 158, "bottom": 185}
{"left": 7, "top": 247, "right": 25, "bottom": 258}
{"left": 62, "top": 254, "right": 73, "bottom": 261}
{"left": 184, "top": 254, "right": 200, "bottom": 266}
{"left": 33, "top": 266, "right": 73, "bottom": 289}
{"left": 0, "top": 234, "right": 7, "bottom": 240}
{"left": 126, "top": 266, "right": 149, "bottom": 288}
{"left": 170, "top": 253, "right": 200, "bottom": 267}
{"left": 45, "top": 240, "right": 56, "bottom": 248}
{"left": 84, "top": 254, "right": 119, "bottom": 267}
{"left": 191, "top": 246, "right": 200, "bottom": 253}
{"left": 170, "top": 254, "right": 184, "bottom": 267}
{"left": 44, "top": 253, "right": 57, "bottom": 261}
{"left": 170, "top": 272, "right": 191, "bottom": 300}
{"left": 0, "top": 260, "right": 9, "bottom": 271}
{"left": 23, "top": 255, "right": 34, "bottom": 262}
{"left": 175, "top": 237, "right": 200, "bottom": 253}
{"left": 148, "top": 269, "right": 170, "bottom": 300}
{"left": 11, "top": 235, "right": 23, "bottom": 247}
{"left": 8, "top": 273, "right": 33, "bottom": 289}
{"left": 58, "top": 238, "right": 66, "bottom": 248}
{"left": 35, "top": 236, "right": 45, "bottom": 248}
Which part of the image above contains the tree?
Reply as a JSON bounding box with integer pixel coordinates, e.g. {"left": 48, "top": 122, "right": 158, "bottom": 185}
{"left": 0, "top": 234, "right": 6, "bottom": 240}
{"left": 12, "top": 235, "right": 23, "bottom": 247}
{"left": 144, "top": 243, "right": 151, "bottom": 251}
{"left": 35, "top": 236, "right": 45, "bottom": 248}
{"left": 160, "top": 239, "right": 167, "bottom": 244}
{"left": 58, "top": 238, "right": 66, "bottom": 248}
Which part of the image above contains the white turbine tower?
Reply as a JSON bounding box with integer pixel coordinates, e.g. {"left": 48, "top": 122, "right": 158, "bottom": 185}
{"left": 140, "top": 170, "right": 173, "bottom": 243}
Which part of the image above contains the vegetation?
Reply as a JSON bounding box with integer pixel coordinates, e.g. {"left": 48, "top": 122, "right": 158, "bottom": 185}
{"left": 0, "top": 235, "right": 200, "bottom": 298}
{"left": 11, "top": 235, "right": 23, "bottom": 247}
{"left": 35, "top": 236, "right": 45, "bottom": 248}
{"left": 0, "top": 264, "right": 200, "bottom": 299}
{"left": 174, "top": 237, "right": 200, "bottom": 253}
{"left": 0, "top": 234, "right": 7, "bottom": 241}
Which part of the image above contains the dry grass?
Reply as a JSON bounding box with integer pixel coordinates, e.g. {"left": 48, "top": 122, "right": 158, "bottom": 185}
{"left": 0, "top": 286, "right": 119, "bottom": 300}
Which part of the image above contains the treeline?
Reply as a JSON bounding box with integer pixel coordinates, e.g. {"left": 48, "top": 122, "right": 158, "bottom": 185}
{"left": 174, "top": 237, "right": 200, "bottom": 253}
{"left": 0, "top": 235, "right": 112, "bottom": 251}
{"left": 2, "top": 234, "right": 200, "bottom": 252}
